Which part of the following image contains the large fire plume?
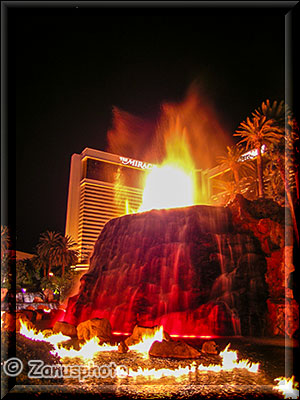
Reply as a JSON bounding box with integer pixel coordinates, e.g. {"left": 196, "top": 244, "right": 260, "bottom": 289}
{"left": 138, "top": 124, "right": 197, "bottom": 212}
{"left": 107, "top": 85, "right": 232, "bottom": 213}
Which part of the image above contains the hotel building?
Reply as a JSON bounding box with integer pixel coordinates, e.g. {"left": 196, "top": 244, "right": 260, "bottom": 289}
{"left": 65, "top": 148, "right": 153, "bottom": 269}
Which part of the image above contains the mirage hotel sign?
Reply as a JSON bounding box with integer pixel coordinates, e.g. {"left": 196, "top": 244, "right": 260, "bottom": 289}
{"left": 119, "top": 156, "right": 154, "bottom": 170}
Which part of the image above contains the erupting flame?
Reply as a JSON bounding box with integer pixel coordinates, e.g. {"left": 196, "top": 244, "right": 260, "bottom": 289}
{"left": 273, "top": 376, "right": 299, "bottom": 399}
{"left": 138, "top": 164, "right": 196, "bottom": 212}
{"left": 139, "top": 127, "right": 197, "bottom": 212}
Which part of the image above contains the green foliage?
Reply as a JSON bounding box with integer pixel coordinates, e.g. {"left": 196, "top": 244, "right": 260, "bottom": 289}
{"left": 36, "top": 231, "right": 78, "bottom": 278}
{"left": 41, "top": 269, "right": 81, "bottom": 303}
{"left": 16, "top": 258, "right": 41, "bottom": 292}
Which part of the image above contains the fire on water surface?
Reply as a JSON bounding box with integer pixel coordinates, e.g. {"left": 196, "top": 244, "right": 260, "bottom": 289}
{"left": 0, "top": 317, "right": 293, "bottom": 398}
{"left": 18, "top": 319, "right": 262, "bottom": 377}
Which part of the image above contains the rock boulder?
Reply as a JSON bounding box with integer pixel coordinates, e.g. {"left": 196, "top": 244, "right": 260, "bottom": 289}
{"left": 77, "top": 318, "right": 112, "bottom": 343}
{"left": 149, "top": 340, "right": 200, "bottom": 359}
{"left": 53, "top": 321, "right": 77, "bottom": 337}
{"left": 201, "top": 340, "right": 218, "bottom": 354}
{"left": 125, "top": 324, "right": 171, "bottom": 346}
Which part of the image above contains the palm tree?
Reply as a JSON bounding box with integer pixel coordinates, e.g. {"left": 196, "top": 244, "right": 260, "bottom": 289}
{"left": 217, "top": 145, "right": 256, "bottom": 190}
{"left": 212, "top": 178, "right": 240, "bottom": 205}
{"left": 266, "top": 128, "right": 299, "bottom": 245}
{"left": 36, "top": 231, "right": 61, "bottom": 277}
{"left": 54, "top": 235, "right": 78, "bottom": 277}
{"left": 234, "top": 115, "right": 282, "bottom": 197}
{"left": 253, "top": 99, "right": 287, "bottom": 124}
{"left": 253, "top": 99, "right": 299, "bottom": 245}
{"left": 31, "top": 255, "right": 45, "bottom": 280}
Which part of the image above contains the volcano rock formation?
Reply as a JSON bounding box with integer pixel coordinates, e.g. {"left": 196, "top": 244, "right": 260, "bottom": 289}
{"left": 64, "top": 198, "right": 275, "bottom": 336}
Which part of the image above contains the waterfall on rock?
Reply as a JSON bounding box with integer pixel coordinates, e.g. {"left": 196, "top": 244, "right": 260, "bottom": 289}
{"left": 64, "top": 198, "right": 273, "bottom": 336}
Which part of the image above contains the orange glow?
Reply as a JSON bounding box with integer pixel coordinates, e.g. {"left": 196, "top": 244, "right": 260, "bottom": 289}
{"left": 273, "top": 376, "right": 299, "bottom": 399}
{"left": 44, "top": 308, "right": 51, "bottom": 313}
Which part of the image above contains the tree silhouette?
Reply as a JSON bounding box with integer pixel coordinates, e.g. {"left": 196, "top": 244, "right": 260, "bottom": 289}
{"left": 234, "top": 114, "right": 282, "bottom": 198}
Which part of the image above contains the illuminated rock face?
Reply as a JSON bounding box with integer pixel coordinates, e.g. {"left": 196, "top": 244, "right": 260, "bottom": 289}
{"left": 64, "top": 203, "right": 270, "bottom": 336}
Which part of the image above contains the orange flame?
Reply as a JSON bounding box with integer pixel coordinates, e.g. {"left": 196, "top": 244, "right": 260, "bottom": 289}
{"left": 119, "top": 343, "right": 260, "bottom": 381}
{"left": 273, "top": 376, "right": 299, "bottom": 399}
{"left": 111, "top": 87, "right": 232, "bottom": 214}
{"left": 53, "top": 337, "right": 118, "bottom": 361}
{"left": 19, "top": 319, "right": 118, "bottom": 361}
{"left": 18, "top": 319, "right": 261, "bottom": 378}
{"left": 218, "top": 343, "right": 260, "bottom": 373}
{"left": 138, "top": 122, "right": 197, "bottom": 212}
{"left": 128, "top": 325, "right": 164, "bottom": 358}
{"left": 19, "top": 319, "right": 70, "bottom": 346}
{"left": 121, "top": 363, "right": 196, "bottom": 380}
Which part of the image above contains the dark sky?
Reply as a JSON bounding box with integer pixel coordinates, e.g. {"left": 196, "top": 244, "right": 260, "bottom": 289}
{"left": 5, "top": 4, "right": 297, "bottom": 253}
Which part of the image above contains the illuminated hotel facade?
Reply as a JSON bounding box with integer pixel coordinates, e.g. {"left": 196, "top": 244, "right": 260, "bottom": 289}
{"left": 65, "top": 146, "right": 258, "bottom": 270}
{"left": 65, "top": 148, "right": 153, "bottom": 269}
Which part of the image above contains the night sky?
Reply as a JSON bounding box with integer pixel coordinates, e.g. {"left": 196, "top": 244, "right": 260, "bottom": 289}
{"left": 4, "top": 4, "right": 298, "bottom": 253}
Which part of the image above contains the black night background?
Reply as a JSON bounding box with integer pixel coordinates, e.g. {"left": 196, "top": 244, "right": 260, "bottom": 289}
{"left": 3, "top": 3, "right": 298, "bottom": 253}
{"left": 2, "top": 4, "right": 300, "bottom": 400}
